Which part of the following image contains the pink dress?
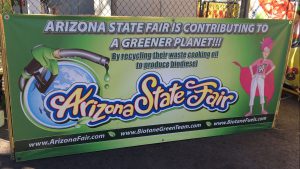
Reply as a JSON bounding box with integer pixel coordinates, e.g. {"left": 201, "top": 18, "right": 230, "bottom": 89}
{"left": 233, "top": 60, "right": 275, "bottom": 105}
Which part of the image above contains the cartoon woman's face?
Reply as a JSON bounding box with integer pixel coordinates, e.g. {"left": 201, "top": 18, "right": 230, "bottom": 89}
{"left": 263, "top": 47, "right": 271, "bottom": 58}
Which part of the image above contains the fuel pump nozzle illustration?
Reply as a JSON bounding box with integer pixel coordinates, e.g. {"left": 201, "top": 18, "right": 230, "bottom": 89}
{"left": 19, "top": 45, "right": 110, "bottom": 93}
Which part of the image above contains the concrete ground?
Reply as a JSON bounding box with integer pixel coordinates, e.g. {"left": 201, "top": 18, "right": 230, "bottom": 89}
{"left": 0, "top": 92, "right": 299, "bottom": 169}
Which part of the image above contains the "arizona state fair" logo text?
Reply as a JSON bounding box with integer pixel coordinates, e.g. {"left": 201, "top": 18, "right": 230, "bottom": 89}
{"left": 44, "top": 72, "right": 238, "bottom": 127}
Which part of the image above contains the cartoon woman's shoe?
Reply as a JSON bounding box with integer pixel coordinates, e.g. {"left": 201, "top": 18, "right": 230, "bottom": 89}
{"left": 261, "top": 110, "right": 268, "bottom": 115}
{"left": 244, "top": 112, "right": 253, "bottom": 117}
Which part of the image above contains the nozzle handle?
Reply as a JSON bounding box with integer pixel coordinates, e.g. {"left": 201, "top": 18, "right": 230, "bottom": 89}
{"left": 24, "top": 59, "right": 42, "bottom": 75}
{"left": 57, "top": 49, "right": 110, "bottom": 66}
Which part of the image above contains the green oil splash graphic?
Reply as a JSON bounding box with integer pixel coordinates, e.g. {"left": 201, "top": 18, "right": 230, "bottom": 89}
{"left": 104, "top": 64, "right": 110, "bottom": 89}
{"left": 104, "top": 70, "right": 110, "bottom": 82}
{"left": 104, "top": 73, "right": 110, "bottom": 82}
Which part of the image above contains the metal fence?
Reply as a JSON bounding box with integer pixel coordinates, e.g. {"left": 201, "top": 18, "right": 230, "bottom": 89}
{"left": 10, "top": 0, "right": 248, "bottom": 18}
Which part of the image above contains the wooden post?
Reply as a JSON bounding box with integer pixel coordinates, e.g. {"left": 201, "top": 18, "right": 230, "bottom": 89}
{"left": 0, "top": 3, "right": 14, "bottom": 158}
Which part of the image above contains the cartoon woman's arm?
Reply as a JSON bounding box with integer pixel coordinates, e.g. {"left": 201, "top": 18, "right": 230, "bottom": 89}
{"left": 266, "top": 65, "right": 276, "bottom": 77}
{"left": 249, "top": 65, "right": 254, "bottom": 78}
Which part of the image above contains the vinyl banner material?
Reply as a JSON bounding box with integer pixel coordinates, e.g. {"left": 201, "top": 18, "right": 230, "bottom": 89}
{"left": 2, "top": 15, "right": 292, "bottom": 161}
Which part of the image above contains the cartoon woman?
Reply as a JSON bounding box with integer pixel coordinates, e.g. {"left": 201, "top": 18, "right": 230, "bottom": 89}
{"left": 245, "top": 37, "right": 276, "bottom": 117}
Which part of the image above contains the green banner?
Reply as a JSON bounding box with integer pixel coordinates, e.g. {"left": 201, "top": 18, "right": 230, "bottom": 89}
{"left": 2, "top": 15, "right": 292, "bottom": 161}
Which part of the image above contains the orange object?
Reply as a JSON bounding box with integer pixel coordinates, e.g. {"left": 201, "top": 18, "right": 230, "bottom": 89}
{"left": 258, "top": 0, "right": 296, "bottom": 19}
{"left": 202, "top": 2, "right": 239, "bottom": 18}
